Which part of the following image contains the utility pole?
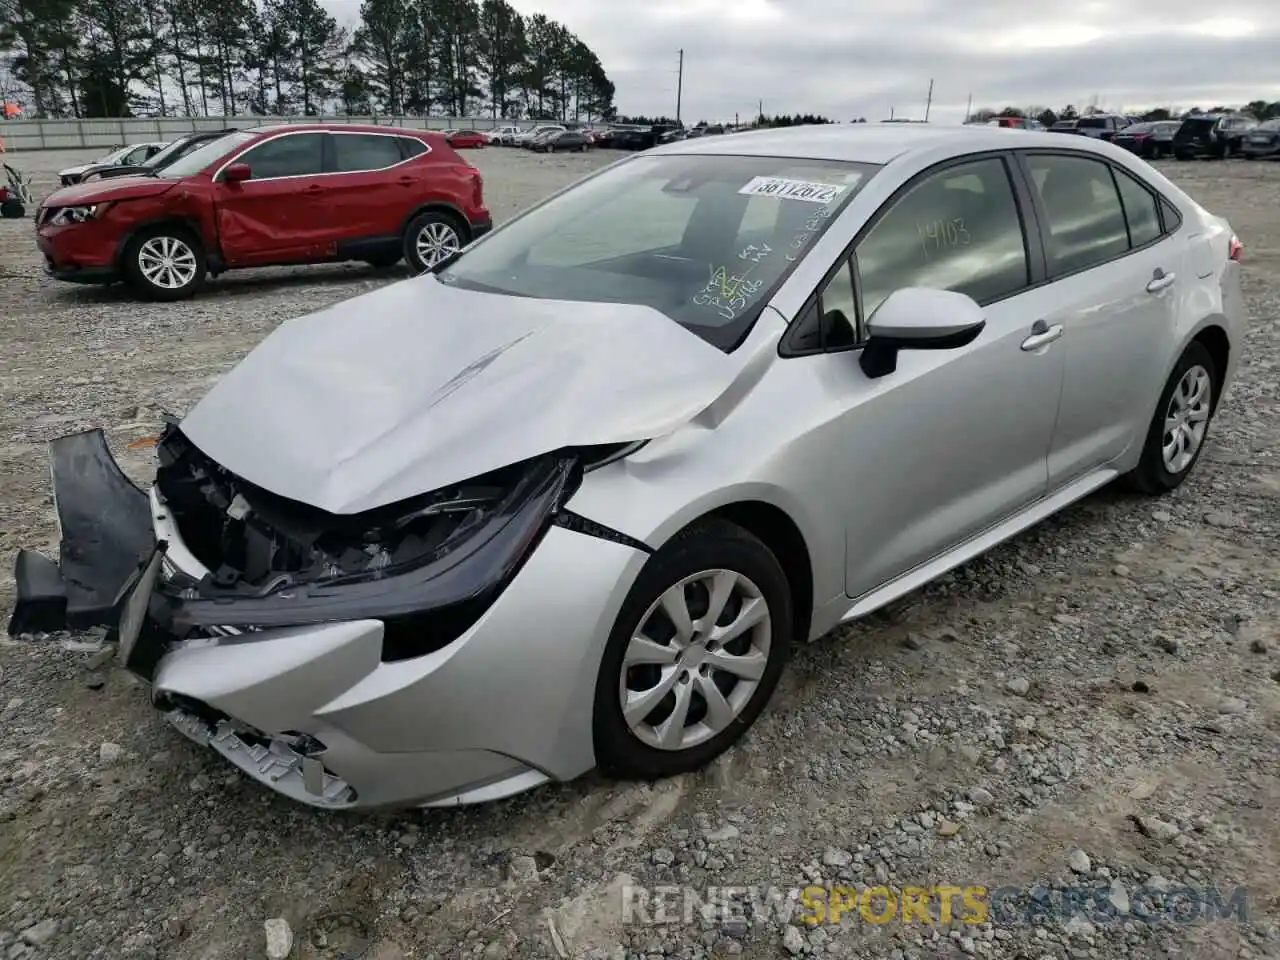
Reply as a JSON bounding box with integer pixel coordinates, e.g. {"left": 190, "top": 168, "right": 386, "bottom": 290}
{"left": 758, "top": 99, "right": 763, "bottom": 125}
{"left": 965, "top": 92, "right": 972, "bottom": 123}
{"left": 675, "top": 49, "right": 683, "bottom": 125}
{"left": 889, "top": 105, "right": 895, "bottom": 120}
{"left": 924, "top": 78, "right": 934, "bottom": 122}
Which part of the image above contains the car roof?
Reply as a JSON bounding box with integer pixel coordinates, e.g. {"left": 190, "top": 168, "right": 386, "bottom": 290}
{"left": 245, "top": 122, "right": 438, "bottom": 137}
{"left": 645, "top": 122, "right": 1133, "bottom": 165}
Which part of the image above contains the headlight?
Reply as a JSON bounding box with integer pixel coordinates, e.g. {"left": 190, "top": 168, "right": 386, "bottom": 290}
{"left": 49, "top": 204, "right": 105, "bottom": 225}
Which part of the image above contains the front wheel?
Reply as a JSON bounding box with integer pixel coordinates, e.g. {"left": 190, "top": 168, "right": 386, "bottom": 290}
{"left": 592, "top": 519, "right": 793, "bottom": 779}
{"left": 123, "top": 227, "right": 207, "bottom": 301}
{"left": 1122, "top": 341, "right": 1217, "bottom": 495}
{"left": 403, "top": 210, "right": 466, "bottom": 273}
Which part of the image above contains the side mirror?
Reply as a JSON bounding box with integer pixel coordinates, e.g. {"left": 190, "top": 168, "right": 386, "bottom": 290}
{"left": 859, "top": 288, "right": 986, "bottom": 379}
{"left": 223, "top": 162, "right": 251, "bottom": 183}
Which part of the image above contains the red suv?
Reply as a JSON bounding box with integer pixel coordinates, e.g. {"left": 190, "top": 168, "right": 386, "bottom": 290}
{"left": 35, "top": 123, "right": 491, "bottom": 300}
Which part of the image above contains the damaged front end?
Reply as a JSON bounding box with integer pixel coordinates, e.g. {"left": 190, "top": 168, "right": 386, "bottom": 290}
{"left": 8, "top": 423, "right": 643, "bottom": 807}
{"left": 9, "top": 421, "right": 615, "bottom": 664}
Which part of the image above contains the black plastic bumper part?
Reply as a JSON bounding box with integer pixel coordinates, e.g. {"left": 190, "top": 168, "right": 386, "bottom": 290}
{"left": 7, "top": 429, "right": 155, "bottom": 636}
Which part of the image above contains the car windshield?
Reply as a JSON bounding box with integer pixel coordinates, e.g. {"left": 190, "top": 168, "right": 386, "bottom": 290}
{"left": 96, "top": 145, "right": 134, "bottom": 164}
{"left": 1179, "top": 118, "right": 1217, "bottom": 132}
{"left": 140, "top": 136, "right": 205, "bottom": 168}
{"left": 1124, "top": 123, "right": 1154, "bottom": 133}
{"left": 437, "top": 153, "right": 879, "bottom": 352}
{"left": 154, "top": 130, "right": 255, "bottom": 178}
{"left": 1051, "top": 121, "right": 1076, "bottom": 130}
{"left": 1077, "top": 117, "right": 1107, "bottom": 128}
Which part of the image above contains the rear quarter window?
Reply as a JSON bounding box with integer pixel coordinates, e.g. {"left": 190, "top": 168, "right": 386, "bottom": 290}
{"left": 399, "top": 136, "right": 429, "bottom": 158}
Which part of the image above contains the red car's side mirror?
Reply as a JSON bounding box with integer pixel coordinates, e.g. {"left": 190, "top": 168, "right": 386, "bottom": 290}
{"left": 223, "top": 162, "right": 251, "bottom": 183}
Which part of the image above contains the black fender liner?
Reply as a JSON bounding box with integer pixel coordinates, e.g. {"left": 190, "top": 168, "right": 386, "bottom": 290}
{"left": 7, "top": 430, "right": 155, "bottom": 635}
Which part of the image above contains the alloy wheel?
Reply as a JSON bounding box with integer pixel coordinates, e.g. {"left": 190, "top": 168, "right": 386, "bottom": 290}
{"left": 1162, "top": 364, "right": 1212, "bottom": 474}
{"left": 137, "top": 235, "right": 198, "bottom": 290}
{"left": 415, "top": 221, "right": 461, "bottom": 268}
{"left": 620, "top": 569, "right": 772, "bottom": 751}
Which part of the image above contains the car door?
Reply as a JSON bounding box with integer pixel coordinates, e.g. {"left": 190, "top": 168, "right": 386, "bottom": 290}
{"left": 781, "top": 155, "right": 1065, "bottom": 598}
{"left": 213, "top": 131, "right": 327, "bottom": 265}
{"left": 323, "top": 131, "right": 414, "bottom": 257}
{"left": 1019, "top": 151, "right": 1183, "bottom": 486}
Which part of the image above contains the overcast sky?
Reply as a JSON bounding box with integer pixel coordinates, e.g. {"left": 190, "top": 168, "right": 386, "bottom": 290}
{"left": 320, "top": 0, "right": 1278, "bottom": 123}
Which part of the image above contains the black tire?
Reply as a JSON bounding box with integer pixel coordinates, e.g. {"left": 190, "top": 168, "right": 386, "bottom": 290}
{"left": 592, "top": 518, "right": 794, "bottom": 780}
{"left": 0, "top": 200, "right": 24, "bottom": 219}
{"left": 403, "top": 209, "right": 468, "bottom": 273}
{"left": 1121, "top": 341, "right": 1218, "bottom": 495}
{"left": 122, "top": 225, "right": 207, "bottom": 301}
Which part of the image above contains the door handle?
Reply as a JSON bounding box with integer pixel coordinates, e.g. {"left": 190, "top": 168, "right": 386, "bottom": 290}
{"left": 1021, "top": 322, "right": 1064, "bottom": 351}
{"left": 1146, "top": 270, "right": 1176, "bottom": 293}
{"left": 305, "top": 184, "right": 324, "bottom": 193}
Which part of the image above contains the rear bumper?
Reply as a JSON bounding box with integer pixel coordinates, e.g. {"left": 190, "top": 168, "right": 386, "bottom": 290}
{"left": 9, "top": 429, "right": 647, "bottom": 809}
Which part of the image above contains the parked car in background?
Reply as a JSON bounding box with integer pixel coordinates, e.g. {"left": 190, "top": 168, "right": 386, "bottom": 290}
{"left": 1242, "top": 118, "right": 1280, "bottom": 159}
{"left": 1049, "top": 119, "right": 1078, "bottom": 133}
{"left": 1173, "top": 113, "right": 1259, "bottom": 159}
{"left": 80, "top": 130, "right": 238, "bottom": 182}
{"left": 446, "top": 130, "right": 487, "bottom": 149}
{"left": 986, "top": 116, "right": 1034, "bottom": 129}
{"left": 35, "top": 123, "right": 490, "bottom": 300}
{"left": 612, "top": 124, "right": 676, "bottom": 151}
{"left": 488, "top": 126, "right": 521, "bottom": 145}
{"left": 1112, "top": 120, "right": 1181, "bottom": 160}
{"left": 1071, "top": 114, "right": 1131, "bottom": 141}
{"left": 59, "top": 142, "right": 168, "bottom": 186}
{"left": 524, "top": 128, "right": 565, "bottom": 150}
{"left": 10, "top": 124, "right": 1246, "bottom": 811}
{"left": 514, "top": 124, "right": 565, "bottom": 147}
{"left": 532, "top": 129, "right": 590, "bottom": 153}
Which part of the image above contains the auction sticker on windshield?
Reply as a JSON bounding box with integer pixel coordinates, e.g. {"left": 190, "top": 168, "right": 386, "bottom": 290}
{"left": 739, "top": 176, "right": 848, "bottom": 204}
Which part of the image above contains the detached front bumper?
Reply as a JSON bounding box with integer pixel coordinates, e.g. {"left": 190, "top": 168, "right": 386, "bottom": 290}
{"left": 9, "top": 430, "right": 649, "bottom": 809}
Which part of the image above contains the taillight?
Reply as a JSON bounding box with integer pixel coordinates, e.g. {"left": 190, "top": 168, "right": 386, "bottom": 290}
{"left": 471, "top": 168, "right": 483, "bottom": 206}
{"left": 1228, "top": 235, "right": 1242, "bottom": 261}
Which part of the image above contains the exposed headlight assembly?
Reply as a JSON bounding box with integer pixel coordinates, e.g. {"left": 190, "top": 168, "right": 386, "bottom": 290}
{"left": 49, "top": 204, "right": 107, "bottom": 225}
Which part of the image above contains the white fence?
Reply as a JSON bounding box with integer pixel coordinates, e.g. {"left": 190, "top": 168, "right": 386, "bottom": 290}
{"left": 0, "top": 115, "right": 526, "bottom": 152}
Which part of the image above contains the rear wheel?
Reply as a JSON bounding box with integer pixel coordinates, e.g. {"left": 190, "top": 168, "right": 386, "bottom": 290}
{"left": 1122, "top": 341, "right": 1217, "bottom": 495}
{"left": 593, "top": 519, "right": 793, "bottom": 779}
{"left": 123, "top": 226, "right": 206, "bottom": 301}
{"left": 0, "top": 200, "right": 24, "bottom": 219}
{"left": 403, "top": 210, "right": 467, "bottom": 273}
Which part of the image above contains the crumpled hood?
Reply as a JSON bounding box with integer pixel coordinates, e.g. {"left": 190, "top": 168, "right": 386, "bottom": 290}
{"left": 42, "top": 176, "right": 174, "bottom": 207}
{"left": 179, "top": 274, "right": 744, "bottom": 515}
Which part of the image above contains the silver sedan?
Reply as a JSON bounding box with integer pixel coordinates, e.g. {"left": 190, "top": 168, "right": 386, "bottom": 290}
{"left": 8, "top": 124, "right": 1247, "bottom": 809}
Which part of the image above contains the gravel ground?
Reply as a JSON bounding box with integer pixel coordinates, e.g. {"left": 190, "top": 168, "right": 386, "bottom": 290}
{"left": 0, "top": 147, "right": 1278, "bottom": 960}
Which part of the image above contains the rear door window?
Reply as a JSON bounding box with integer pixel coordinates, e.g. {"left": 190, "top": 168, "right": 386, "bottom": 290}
{"left": 331, "top": 133, "right": 404, "bottom": 172}
{"left": 1026, "top": 154, "right": 1130, "bottom": 275}
{"left": 1112, "top": 167, "right": 1162, "bottom": 248}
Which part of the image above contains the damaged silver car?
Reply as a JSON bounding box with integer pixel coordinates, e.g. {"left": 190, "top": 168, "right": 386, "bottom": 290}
{"left": 9, "top": 125, "right": 1246, "bottom": 809}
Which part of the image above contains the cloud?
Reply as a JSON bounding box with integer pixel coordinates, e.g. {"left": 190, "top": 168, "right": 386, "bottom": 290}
{"left": 319, "top": 0, "right": 1279, "bottom": 122}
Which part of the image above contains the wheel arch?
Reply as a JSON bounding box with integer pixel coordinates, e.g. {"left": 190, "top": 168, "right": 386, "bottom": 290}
{"left": 671, "top": 500, "right": 815, "bottom": 650}
{"left": 399, "top": 202, "right": 472, "bottom": 241}
{"left": 112, "top": 216, "right": 206, "bottom": 270}
{"left": 1190, "top": 323, "right": 1230, "bottom": 413}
